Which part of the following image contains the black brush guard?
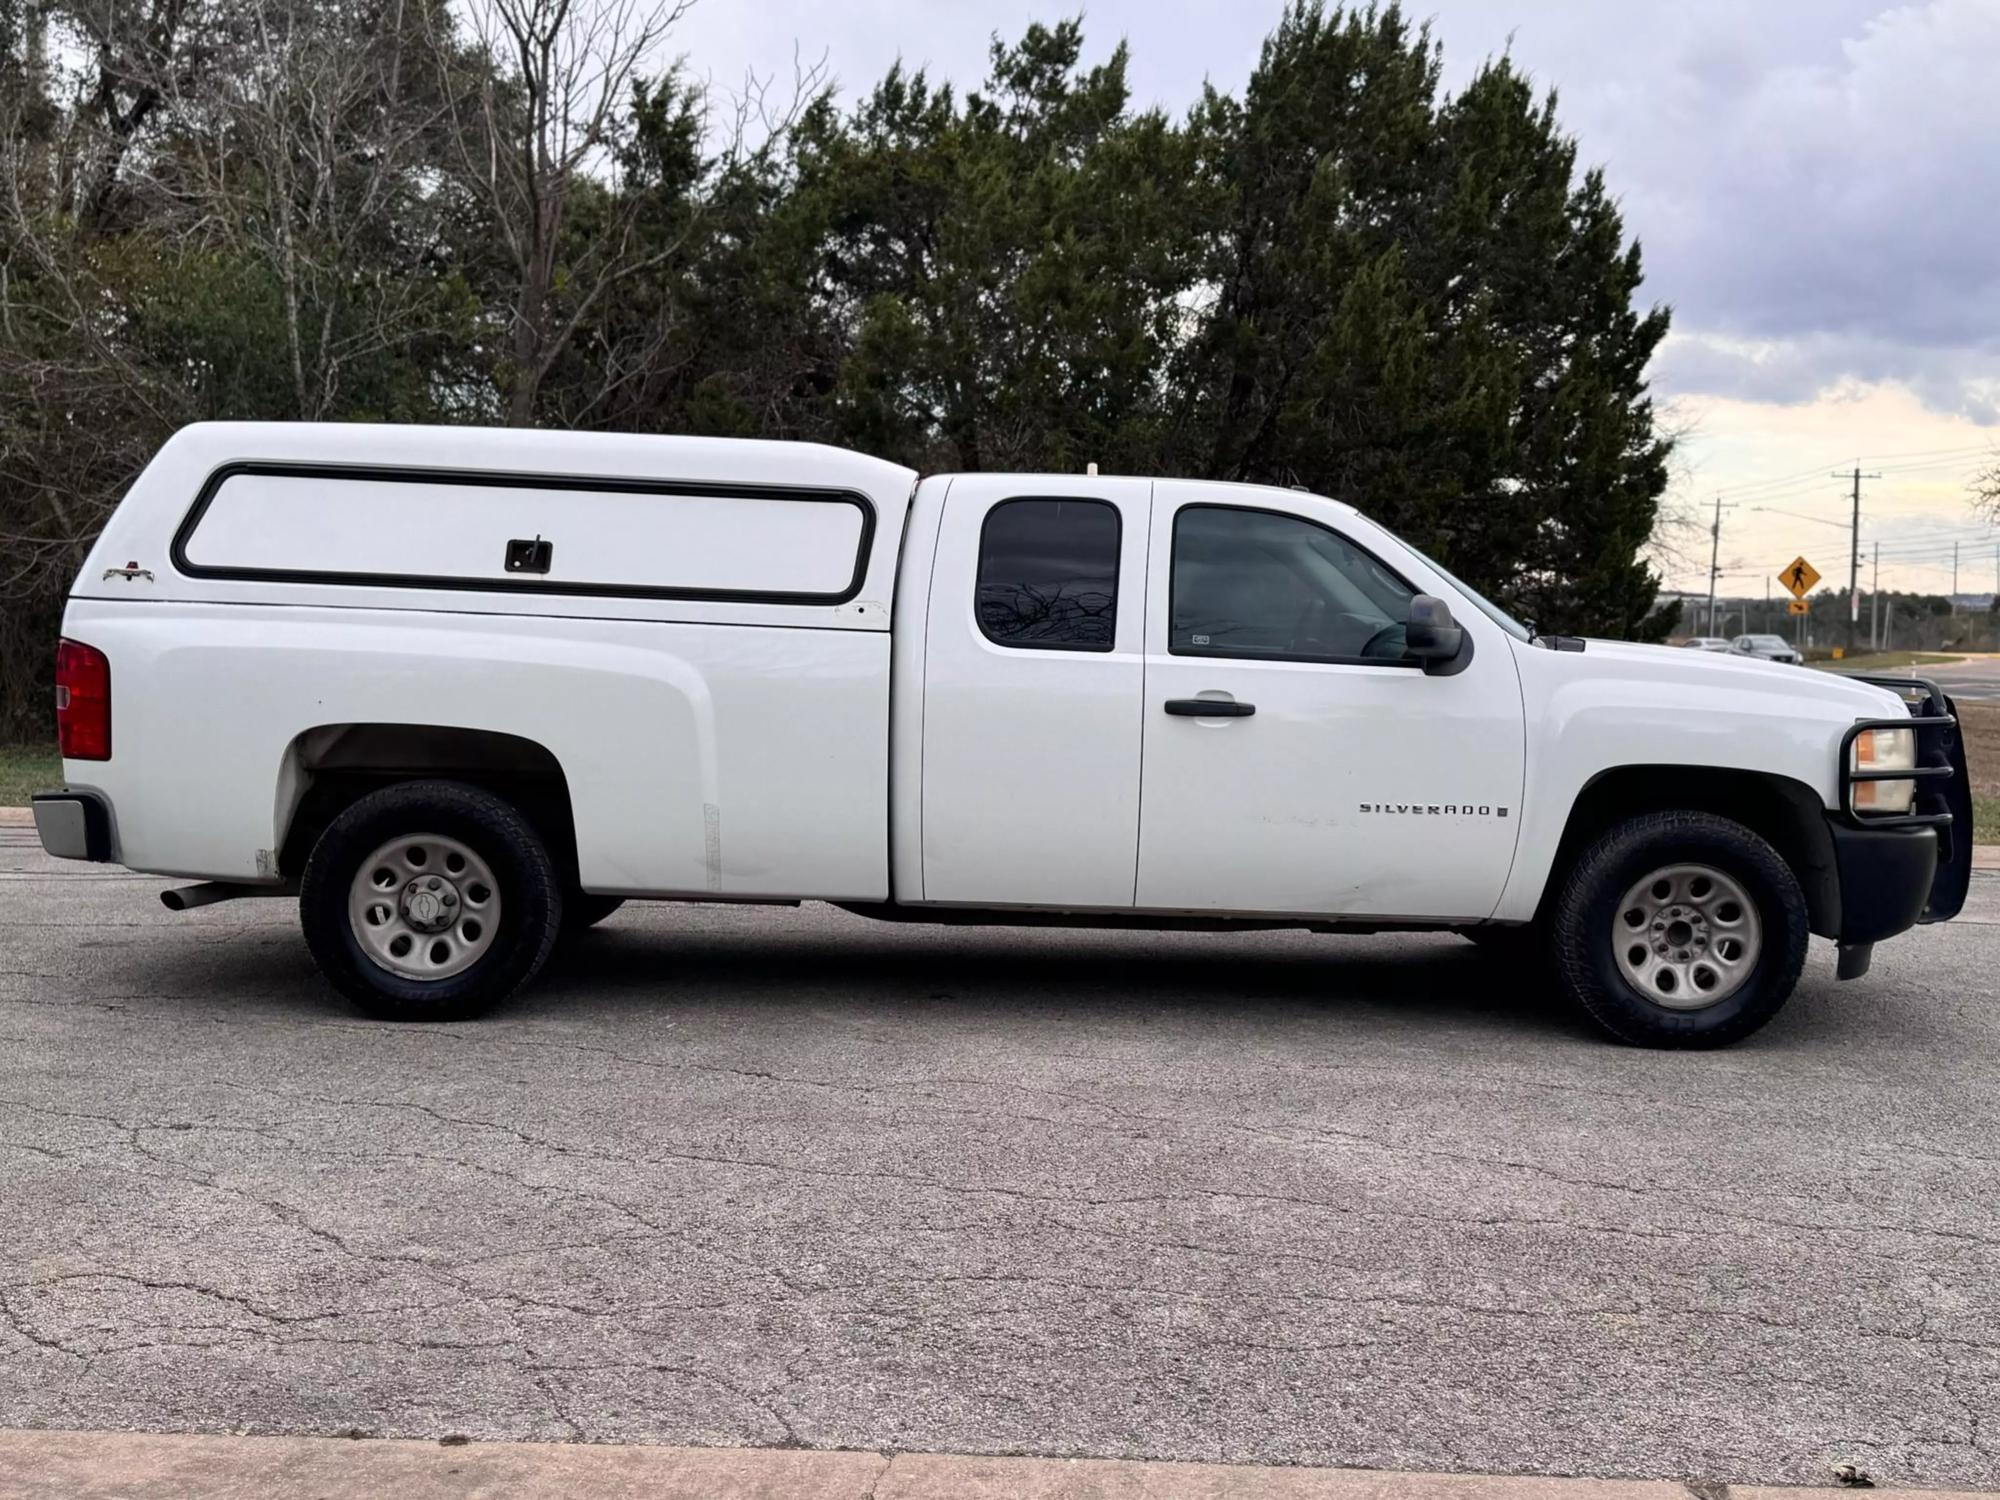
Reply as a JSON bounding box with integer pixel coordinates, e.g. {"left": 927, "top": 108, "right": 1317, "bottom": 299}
{"left": 1839, "top": 675, "right": 1973, "bottom": 923}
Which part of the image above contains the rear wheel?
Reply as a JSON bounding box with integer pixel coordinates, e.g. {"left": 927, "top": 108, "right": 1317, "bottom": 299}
{"left": 1552, "top": 810, "right": 1808, "bottom": 1048}
{"left": 300, "top": 780, "right": 562, "bottom": 1021}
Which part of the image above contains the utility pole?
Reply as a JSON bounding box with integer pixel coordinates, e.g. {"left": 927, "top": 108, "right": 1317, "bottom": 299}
{"left": 1951, "top": 541, "right": 1960, "bottom": 614}
{"left": 1834, "top": 465, "right": 1881, "bottom": 655}
{"left": 1870, "top": 542, "right": 1880, "bottom": 650}
{"left": 1705, "top": 495, "right": 1737, "bottom": 637}
{"left": 1765, "top": 574, "right": 1772, "bottom": 633}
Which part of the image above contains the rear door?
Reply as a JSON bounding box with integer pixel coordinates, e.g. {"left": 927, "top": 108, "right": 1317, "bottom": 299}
{"left": 1134, "top": 482, "right": 1525, "bottom": 919}
{"left": 919, "top": 476, "right": 1151, "bottom": 907}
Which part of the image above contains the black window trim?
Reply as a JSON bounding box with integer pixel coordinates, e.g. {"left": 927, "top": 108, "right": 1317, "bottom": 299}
{"left": 170, "top": 460, "right": 878, "bottom": 607}
{"left": 1168, "top": 501, "right": 1425, "bottom": 670}
{"left": 975, "top": 493, "right": 1124, "bottom": 654}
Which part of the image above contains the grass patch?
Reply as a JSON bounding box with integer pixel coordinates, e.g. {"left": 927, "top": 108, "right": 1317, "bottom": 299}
{"left": 1972, "top": 796, "right": 1998, "bottom": 847}
{"left": 1809, "top": 651, "right": 1964, "bottom": 673}
{"left": 0, "top": 742, "right": 60, "bottom": 806}
{"left": 1958, "top": 703, "right": 1999, "bottom": 845}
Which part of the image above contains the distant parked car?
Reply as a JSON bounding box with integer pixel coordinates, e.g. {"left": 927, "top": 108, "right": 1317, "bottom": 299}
{"left": 1681, "top": 636, "right": 1733, "bottom": 652}
{"left": 1730, "top": 633, "right": 1803, "bottom": 665}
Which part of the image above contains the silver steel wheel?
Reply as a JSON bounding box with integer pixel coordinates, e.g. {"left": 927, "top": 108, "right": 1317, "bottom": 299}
{"left": 347, "top": 833, "right": 501, "bottom": 982}
{"left": 1611, "top": 863, "right": 1762, "bottom": 1010}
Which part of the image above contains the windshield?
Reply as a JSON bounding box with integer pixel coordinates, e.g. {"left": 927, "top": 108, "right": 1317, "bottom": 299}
{"left": 1403, "top": 543, "right": 1534, "bottom": 642}
{"left": 1749, "top": 636, "right": 1787, "bottom": 648}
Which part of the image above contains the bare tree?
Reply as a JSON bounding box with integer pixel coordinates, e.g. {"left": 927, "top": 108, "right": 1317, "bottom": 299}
{"left": 0, "top": 1, "right": 196, "bottom": 613}
{"left": 163, "top": 0, "right": 458, "bottom": 416}
{"left": 60, "top": 0, "right": 218, "bottom": 230}
{"left": 439, "top": 0, "right": 696, "bottom": 425}
{"left": 1972, "top": 454, "right": 2000, "bottom": 526}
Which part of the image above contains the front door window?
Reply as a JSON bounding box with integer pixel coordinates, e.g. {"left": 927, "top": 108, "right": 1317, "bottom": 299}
{"left": 1170, "top": 505, "right": 1416, "bottom": 665}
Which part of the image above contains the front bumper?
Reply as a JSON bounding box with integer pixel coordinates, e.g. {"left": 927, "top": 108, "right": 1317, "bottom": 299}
{"left": 1826, "top": 676, "right": 1973, "bottom": 942}
{"left": 31, "top": 790, "right": 113, "bottom": 862}
{"left": 1826, "top": 820, "right": 1939, "bottom": 944}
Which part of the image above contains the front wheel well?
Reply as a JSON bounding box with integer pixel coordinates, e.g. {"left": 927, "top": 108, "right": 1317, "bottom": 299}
{"left": 1541, "top": 766, "right": 1838, "bottom": 937}
{"left": 276, "top": 724, "right": 578, "bottom": 883}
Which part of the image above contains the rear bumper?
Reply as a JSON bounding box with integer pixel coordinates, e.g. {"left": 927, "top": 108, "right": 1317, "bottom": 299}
{"left": 31, "top": 791, "right": 113, "bottom": 862}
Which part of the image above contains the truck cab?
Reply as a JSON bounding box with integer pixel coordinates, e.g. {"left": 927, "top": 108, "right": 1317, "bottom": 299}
{"left": 33, "top": 424, "right": 1973, "bottom": 1048}
{"left": 901, "top": 475, "right": 1525, "bottom": 920}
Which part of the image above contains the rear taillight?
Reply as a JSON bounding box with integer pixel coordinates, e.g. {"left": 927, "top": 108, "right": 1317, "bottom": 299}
{"left": 55, "top": 638, "right": 111, "bottom": 761}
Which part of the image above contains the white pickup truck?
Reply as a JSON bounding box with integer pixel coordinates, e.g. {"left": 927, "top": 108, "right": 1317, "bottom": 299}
{"left": 34, "top": 424, "right": 1973, "bottom": 1047}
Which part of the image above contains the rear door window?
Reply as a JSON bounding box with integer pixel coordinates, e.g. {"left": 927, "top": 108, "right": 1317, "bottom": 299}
{"left": 975, "top": 498, "right": 1121, "bottom": 651}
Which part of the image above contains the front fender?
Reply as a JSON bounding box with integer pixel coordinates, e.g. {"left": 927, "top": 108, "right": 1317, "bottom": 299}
{"left": 1493, "top": 642, "right": 1898, "bottom": 923}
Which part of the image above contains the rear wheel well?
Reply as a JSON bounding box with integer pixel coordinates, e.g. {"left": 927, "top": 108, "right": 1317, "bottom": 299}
{"left": 1542, "top": 766, "right": 1837, "bottom": 936}
{"left": 277, "top": 725, "right": 577, "bottom": 884}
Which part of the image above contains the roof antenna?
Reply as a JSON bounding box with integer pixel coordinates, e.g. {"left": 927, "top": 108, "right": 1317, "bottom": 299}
{"left": 1086, "top": 462, "right": 1099, "bottom": 477}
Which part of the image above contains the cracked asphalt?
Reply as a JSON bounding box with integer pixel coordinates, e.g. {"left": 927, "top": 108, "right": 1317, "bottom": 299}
{"left": 3, "top": 823, "right": 1999, "bottom": 1488}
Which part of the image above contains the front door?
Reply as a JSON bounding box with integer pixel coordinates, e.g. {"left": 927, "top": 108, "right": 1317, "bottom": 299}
{"left": 920, "top": 475, "right": 1152, "bottom": 907}
{"left": 1135, "top": 482, "right": 1525, "bottom": 919}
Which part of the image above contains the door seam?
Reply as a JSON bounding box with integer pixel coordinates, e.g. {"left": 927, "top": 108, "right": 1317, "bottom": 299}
{"left": 1130, "top": 483, "right": 1156, "bottom": 907}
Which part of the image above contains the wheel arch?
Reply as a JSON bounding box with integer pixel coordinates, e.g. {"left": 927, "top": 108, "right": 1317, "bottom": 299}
{"left": 276, "top": 724, "right": 578, "bottom": 882}
{"left": 1534, "top": 765, "right": 1838, "bottom": 937}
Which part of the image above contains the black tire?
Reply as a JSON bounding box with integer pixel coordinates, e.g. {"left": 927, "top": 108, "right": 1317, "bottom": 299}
{"left": 562, "top": 894, "right": 626, "bottom": 934}
{"left": 1551, "top": 810, "right": 1809, "bottom": 1049}
{"left": 300, "top": 780, "right": 563, "bottom": 1022}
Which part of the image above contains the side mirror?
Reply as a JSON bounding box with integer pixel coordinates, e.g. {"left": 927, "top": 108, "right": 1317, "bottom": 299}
{"left": 1404, "top": 594, "right": 1465, "bottom": 667}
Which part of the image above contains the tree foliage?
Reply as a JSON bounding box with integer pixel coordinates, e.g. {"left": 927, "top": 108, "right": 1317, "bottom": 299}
{"left": 0, "top": 0, "right": 1677, "bottom": 734}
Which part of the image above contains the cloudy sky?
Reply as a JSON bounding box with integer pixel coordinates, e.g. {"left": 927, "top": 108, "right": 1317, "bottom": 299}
{"left": 675, "top": 0, "right": 2000, "bottom": 599}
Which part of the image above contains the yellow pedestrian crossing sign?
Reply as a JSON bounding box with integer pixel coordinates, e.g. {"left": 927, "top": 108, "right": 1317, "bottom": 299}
{"left": 1778, "top": 556, "right": 1820, "bottom": 599}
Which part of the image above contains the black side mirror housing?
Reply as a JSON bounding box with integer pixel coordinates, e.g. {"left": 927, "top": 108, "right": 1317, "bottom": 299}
{"left": 1405, "top": 594, "right": 1467, "bottom": 672}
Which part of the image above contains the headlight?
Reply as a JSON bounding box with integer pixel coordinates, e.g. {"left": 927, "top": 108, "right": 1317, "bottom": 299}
{"left": 1850, "top": 726, "right": 1917, "bottom": 815}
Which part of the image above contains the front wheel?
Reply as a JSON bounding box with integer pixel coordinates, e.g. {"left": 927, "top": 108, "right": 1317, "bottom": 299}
{"left": 300, "top": 780, "right": 563, "bottom": 1021}
{"left": 1551, "top": 811, "right": 1809, "bottom": 1048}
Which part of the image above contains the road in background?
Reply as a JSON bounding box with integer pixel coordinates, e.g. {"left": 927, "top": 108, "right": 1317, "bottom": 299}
{"left": 1825, "top": 654, "right": 2000, "bottom": 702}
{"left": 3, "top": 828, "right": 1998, "bottom": 1489}
{"left": 1926, "top": 657, "right": 2000, "bottom": 702}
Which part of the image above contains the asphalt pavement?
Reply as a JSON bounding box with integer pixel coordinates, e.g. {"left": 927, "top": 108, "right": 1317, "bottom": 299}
{"left": 3, "top": 825, "right": 1999, "bottom": 1489}
{"left": 1927, "top": 657, "right": 2000, "bottom": 703}
{"left": 1828, "top": 654, "right": 2000, "bottom": 702}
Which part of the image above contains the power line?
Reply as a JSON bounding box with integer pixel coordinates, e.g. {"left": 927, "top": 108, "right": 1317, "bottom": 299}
{"left": 1864, "top": 540, "right": 1992, "bottom": 564}
{"left": 1866, "top": 522, "right": 2000, "bottom": 543}
{"left": 1713, "top": 442, "right": 1993, "bottom": 499}
{"left": 1747, "top": 504, "right": 1850, "bottom": 530}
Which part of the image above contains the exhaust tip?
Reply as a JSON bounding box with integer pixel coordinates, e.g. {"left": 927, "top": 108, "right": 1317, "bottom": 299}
{"left": 160, "top": 882, "right": 245, "bottom": 911}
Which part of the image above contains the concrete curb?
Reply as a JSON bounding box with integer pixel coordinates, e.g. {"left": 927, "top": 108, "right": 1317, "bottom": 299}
{"left": 0, "top": 807, "right": 30, "bottom": 826}
{"left": 0, "top": 1431, "right": 1986, "bottom": 1500}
